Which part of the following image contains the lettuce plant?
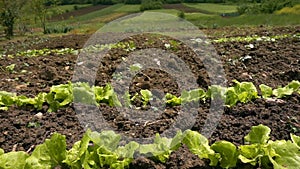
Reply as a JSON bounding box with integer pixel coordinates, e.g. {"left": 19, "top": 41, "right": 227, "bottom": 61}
{"left": 139, "top": 131, "right": 183, "bottom": 163}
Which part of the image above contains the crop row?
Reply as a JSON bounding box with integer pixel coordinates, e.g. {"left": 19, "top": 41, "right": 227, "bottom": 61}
{"left": 1, "top": 33, "right": 299, "bottom": 59}
{"left": 0, "top": 124, "right": 299, "bottom": 169}
{"left": 0, "top": 80, "right": 299, "bottom": 112}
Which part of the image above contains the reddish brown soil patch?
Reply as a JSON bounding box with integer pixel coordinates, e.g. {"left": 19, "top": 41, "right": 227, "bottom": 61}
{"left": 163, "top": 3, "right": 213, "bottom": 14}
{"left": 50, "top": 5, "right": 110, "bottom": 22}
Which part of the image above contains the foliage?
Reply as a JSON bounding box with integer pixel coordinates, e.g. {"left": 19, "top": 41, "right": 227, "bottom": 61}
{"left": 182, "top": 130, "right": 218, "bottom": 166}
{"left": 275, "top": 4, "right": 300, "bottom": 14}
{"left": 0, "top": 125, "right": 299, "bottom": 168}
{"left": 0, "top": 0, "right": 26, "bottom": 38}
{"left": 238, "top": 125, "right": 300, "bottom": 168}
{"left": 0, "top": 82, "right": 121, "bottom": 112}
{"left": 0, "top": 80, "right": 299, "bottom": 111}
{"left": 272, "top": 80, "right": 300, "bottom": 98}
{"left": 139, "top": 131, "right": 183, "bottom": 163}
{"left": 44, "top": 24, "right": 74, "bottom": 34}
{"left": 259, "top": 84, "right": 273, "bottom": 98}
{"left": 29, "top": 0, "right": 62, "bottom": 34}
{"left": 177, "top": 11, "right": 185, "bottom": 19}
{"left": 25, "top": 133, "right": 66, "bottom": 168}
{"left": 140, "top": 0, "right": 163, "bottom": 11}
{"left": 237, "top": 0, "right": 298, "bottom": 14}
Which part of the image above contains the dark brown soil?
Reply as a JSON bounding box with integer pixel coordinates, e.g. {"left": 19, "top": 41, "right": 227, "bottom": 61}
{"left": 162, "top": 3, "right": 206, "bottom": 13}
{"left": 0, "top": 26, "right": 299, "bottom": 168}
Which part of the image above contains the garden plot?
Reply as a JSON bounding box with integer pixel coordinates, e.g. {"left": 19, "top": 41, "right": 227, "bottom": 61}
{"left": 0, "top": 26, "right": 299, "bottom": 169}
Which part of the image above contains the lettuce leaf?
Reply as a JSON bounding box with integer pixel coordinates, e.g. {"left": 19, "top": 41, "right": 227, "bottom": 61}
{"left": 25, "top": 133, "right": 66, "bottom": 169}
{"left": 63, "top": 129, "right": 96, "bottom": 169}
{"left": 291, "top": 134, "right": 300, "bottom": 148}
{"left": 0, "top": 151, "right": 29, "bottom": 169}
{"left": 244, "top": 124, "right": 271, "bottom": 145}
{"left": 211, "top": 141, "right": 238, "bottom": 168}
{"left": 238, "top": 125, "right": 272, "bottom": 167}
{"left": 182, "top": 130, "right": 218, "bottom": 166}
{"left": 139, "top": 131, "right": 182, "bottom": 163}
{"left": 259, "top": 84, "right": 273, "bottom": 99}
{"left": 269, "top": 140, "right": 300, "bottom": 169}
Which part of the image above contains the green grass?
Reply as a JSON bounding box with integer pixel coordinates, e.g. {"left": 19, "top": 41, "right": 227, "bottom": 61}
{"left": 98, "top": 11, "right": 197, "bottom": 33}
{"left": 184, "top": 3, "right": 237, "bottom": 14}
{"left": 32, "top": 3, "right": 300, "bottom": 36}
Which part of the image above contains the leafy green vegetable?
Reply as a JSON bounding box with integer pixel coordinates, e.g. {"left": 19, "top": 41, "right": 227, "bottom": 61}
{"left": 139, "top": 131, "right": 183, "bottom": 163}
{"left": 273, "top": 81, "right": 300, "bottom": 98}
{"left": 122, "top": 91, "right": 132, "bottom": 108}
{"left": 273, "top": 87, "right": 294, "bottom": 98}
{"left": 63, "top": 130, "right": 93, "bottom": 169}
{"left": 140, "top": 89, "right": 152, "bottom": 106}
{"left": 0, "top": 91, "right": 16, "bottom": 110}
{"left": 0, "top": 124, "right": 299, "bottom": 169}
{"left": 45, "top": 82, "right": 73, "bottom": 112}
{"left": 0, "top": 151, "right": 29, "bottom": 169}
{"left": 268, "top": 140, "right": 300, "bottom": 169}
{"left": 286, "top": 80, "right": 300, "bottom": 92}
{"left": 211, "top": 141, "right": 238, "bottom": 168}
{"left": 180, "top": 88, "right": 206, "bottom": 104}
{"left": 25, "top": 133, "right": 66, "bottom": 169}
{"left": 231, "top": 80, "right": 258, "bottom": 104}
{"left": 207, "top": 85, "right": 226, "bottom": 101}
{"left": 182, "top": 130, "right": 218, "bottom": 166}
{"left": 291, "top": 134, "right": 300, "bottom": 148}
{"left": 0, "top": 80, "right": 299, "bottom": 112}
{"left": 224, "top": 87, "right": 239, "bottom": 107}
{"left": 165, "top": 93, "right": 181, "bottom": 106}
{"left": 73, "top": 83, "right": 97, "bottom": 105}
{"left": 259, "top": 84, "right": 273, "bottom": 98}
{"left": 238, "top": 125, "right": 272, "bottom": 167}
{"left": 94, "top": 84, "right": 121, "bottom": 107}
{"left": 16, "top": 93, "right": 46, "bottom": 110}
{"left": 5, "top": 64, "right": 15, "bottom": 73}
{"left": 244, "top": 124, "right": 271, "bottom": 145}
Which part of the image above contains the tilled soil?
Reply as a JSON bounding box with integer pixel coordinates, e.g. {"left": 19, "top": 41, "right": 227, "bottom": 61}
{"left": 162, "top": 3, "right": 205, "bottom": 13}
{"left": 0, "top": 26, "right": 299, "bottom": 168}
{"left": 50, "top": 5, "right": 110, "bottom": 22}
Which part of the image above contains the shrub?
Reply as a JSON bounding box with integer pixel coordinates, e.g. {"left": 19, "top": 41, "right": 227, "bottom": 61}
{"left": 140, "top": 0, "right": 163, "bottom": 11}
{"left": 44, "top": 25, "right": 74, "bottom": 34}
{"left": 73, "top": 5, "right": 79, "bottom": 10}
{"left": 275, "top": 4, "right": 300, "bottom": 14}
{"left": 237, "top": 0, "right": 297, "bottom": 14}
{"left": 177, "top": 11, "right": 185, "bottom": 19}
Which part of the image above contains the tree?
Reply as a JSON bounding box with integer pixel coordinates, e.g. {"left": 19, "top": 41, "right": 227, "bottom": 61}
{"left": 30, "top": 0, "right": 61, "bottom": 34}
{"left": 0, "top": 0, "right": 26, "bottom": 39}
